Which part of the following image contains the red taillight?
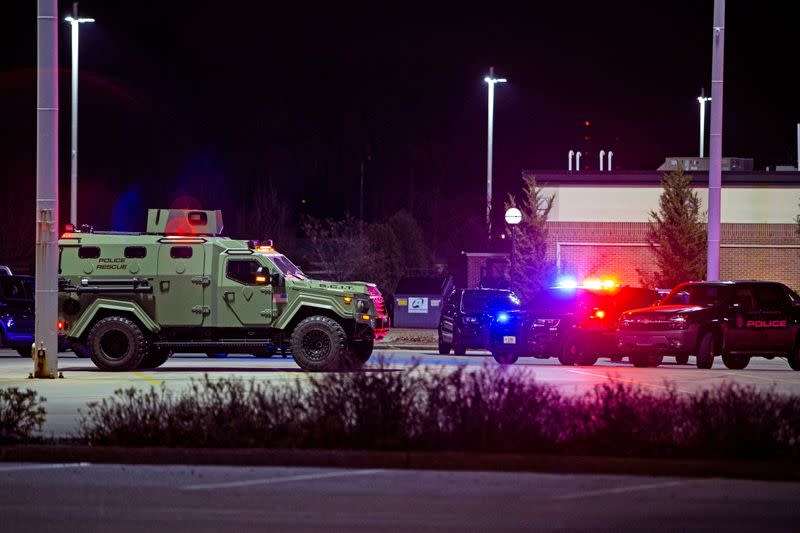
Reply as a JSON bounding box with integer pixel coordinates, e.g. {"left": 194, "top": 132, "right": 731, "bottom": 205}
{"left": 591, "top": 309, "right": 606, "bottom": 319}
{"left": 57, "top": 321, "right": 65, "bottom": 330}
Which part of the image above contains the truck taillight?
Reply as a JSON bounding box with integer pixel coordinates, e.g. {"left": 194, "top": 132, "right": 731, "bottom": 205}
{"left": 591, "top": 309, "right": 606, "bottom": 319}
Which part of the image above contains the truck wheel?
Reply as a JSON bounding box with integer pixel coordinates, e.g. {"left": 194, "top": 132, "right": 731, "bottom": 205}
{"left": 630, "top": 354, "right": 663, "bottom": 368}
{"left": 559, "top": 336, "right": 589, "bottom": 366}
{"left": 722, "top": 353, "right": 750, "bottom": 370}
{"left": 492, "top": 351, "right": 518, "bottom": 365}
{"left": 789, "top": 343, "right": 800, "bottom": 371}
{"left": 452, "top": 331, "right": 467, "bottom": 356}
{"left": 139, "top": 347, "right": 172, "bottom": 369}
{"left": 438, "top": 338, "right": 452, "bottom": 355}
{"left": 675, "top": 354, "right": 690, "bottom": 365}
{"left": 290, "top": 315, "right": 348, "bottom": 371}
{"left": 87, "top": 316, "right": 148, "bottom": 371}
{"left": 696, "top": 331, "right": 717, "bottom": 369}
{"left": 347, "top": 340, "right": 374, "bottom": 368}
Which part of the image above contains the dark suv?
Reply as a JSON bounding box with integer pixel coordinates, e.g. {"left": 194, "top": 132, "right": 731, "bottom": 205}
{"left": 489, "top": 286, "right": 660, "bottom": 365}
{"left": 438, "top": 288, "right": 521, "bottom": 356}
{"left": 0, "top": 275, "right": 36, "bottom": 357}
{"left": 618, "top": 280, "right": 800, "bottom": 370}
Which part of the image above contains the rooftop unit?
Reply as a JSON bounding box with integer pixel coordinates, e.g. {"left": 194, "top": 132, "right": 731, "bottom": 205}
{"left": 657, "top": 157, "right": 754, "bottom": 172}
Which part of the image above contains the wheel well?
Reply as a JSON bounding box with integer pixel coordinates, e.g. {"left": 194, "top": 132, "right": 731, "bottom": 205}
{"left": 283, "top": 306, "right": 354, "bottom": 336}
{"left": 77, "top": 309, "right": 150, "bottom": 341}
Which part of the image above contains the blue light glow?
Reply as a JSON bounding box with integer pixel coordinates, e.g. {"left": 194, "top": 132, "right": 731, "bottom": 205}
{"left": 497, "top": 313, "right": 510, "bottom": 323}
{"left": 556, "top": 276, "right": 578, "bottom": 289}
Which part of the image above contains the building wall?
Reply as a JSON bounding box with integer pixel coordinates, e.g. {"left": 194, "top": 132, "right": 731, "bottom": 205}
{"left": 549, "top": 221, "right": 800, "bottom": 291}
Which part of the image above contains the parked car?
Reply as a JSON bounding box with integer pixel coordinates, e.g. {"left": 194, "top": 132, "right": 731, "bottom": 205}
{"left": 0, "top": 275, "right": 74, "bottom": 357}
{"left": 489, "top": 285, "right": 660, "bottom": 365}
{"left": 618, "top": 280, "right": 800, "bottom": 370}
{"left": 438, "top": 288, "right": 521, "bottom": 355}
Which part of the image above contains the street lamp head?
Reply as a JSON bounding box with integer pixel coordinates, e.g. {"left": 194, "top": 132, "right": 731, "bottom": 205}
{"left": 65, "top": 16, "right": 95, "bottom": 23}
{"left": 697, "top": 96, "right": 711, "bottom": 103}
{"left": 485, "top": 77, "right": 507, "bottom": 84}
{"left": 505, "top": 207, "right": 522, "bottom": 225}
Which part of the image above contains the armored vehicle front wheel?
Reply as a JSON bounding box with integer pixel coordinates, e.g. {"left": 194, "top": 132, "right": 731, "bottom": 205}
{"left": 138, "top": 347, "right": 172, "bottom": 369}
{"left": 87, "top": 316, "right": 148, "bottom": 371}
{"left": 347, "top": 340, "right": 373, "bottom": 368}
{"left": 290, "top": 315, "right": 349, "bottom": 371}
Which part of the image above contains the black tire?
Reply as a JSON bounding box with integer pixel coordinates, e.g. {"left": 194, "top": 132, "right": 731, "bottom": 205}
{"left": 347, "top": 339, "right": 374, "bottom": 367}
{"left": 630, "top": 353, "right": 663, "bottom": 368}
{"left": 722, "top": 353, "right": 750, "bottom": 370}
{"left": 16, "top": 347, "right": 31, "bottom": 358}
{"left": 696, "top": 331, "right": 717, "bottom": 369}
{"left": 560, "top": 336, "right": 595, "bottom": 366}
{"left": 206, "top": 353, "right": 228, "bottom": 358}
{"left": 452, "top": 331, "right": 467, "bottom": 356}
{"left": 138, "top": 347, "right": 172, "bottom": 369}
{"left": 675, "top": 354, "right": 690, "bottom": 365}
{"left": 290, "top": 315, "right": 349, "bottom": 371}
{"left": 492, "top": 351, "right": 519, "bottom": 365}
{"left": 438, "top": 337, "right": 452, "bottom": 355}
{"left": 87, "top": 316, "right": 148, "bottom": 371}
{"left": 789, "top": 342, "right": 800, "bottom": 371}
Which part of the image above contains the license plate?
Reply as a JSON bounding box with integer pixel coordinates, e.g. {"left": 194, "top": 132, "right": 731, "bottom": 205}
{"left": 503, "top": 336, "right": 516, "bottom": 344}
{"left": 635, "top": 336, "right": 655, "bottom": 346}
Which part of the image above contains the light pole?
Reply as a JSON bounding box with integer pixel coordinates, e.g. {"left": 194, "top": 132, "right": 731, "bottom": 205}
{"left": 485, "top": 67, "right": 506, "bottom": 241}
{"left": 707, "top": 0, "right": 726, "bottom": 281}
{"left": 65, "top": 2, "right": 94, "bottom": 226}
{"left": 697, "top": 90, "right": 712, "bottom": 158}
{"left": 505, "top": 207, "right": 522, "bottom": 289}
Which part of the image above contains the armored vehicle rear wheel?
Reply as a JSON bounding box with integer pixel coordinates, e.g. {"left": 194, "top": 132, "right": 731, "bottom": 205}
{"left": 290, "top": 315, "right": 348, "bottom": 371}
{"left": 139, "top": 347, "right": 171, "bottom": 369}
{"left": 87, "top": 316, "right": 148, "bottom": 371}
{"left": 722, "top": 353, "right": 750, "bottom": 370}
{"left": 675, "top": 354, "right": 690, "bottom": 365}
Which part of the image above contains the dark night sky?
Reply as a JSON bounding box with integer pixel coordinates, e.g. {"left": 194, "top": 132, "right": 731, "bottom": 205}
{"left": 2, "top": 1, "right": 799, "bottom": 237}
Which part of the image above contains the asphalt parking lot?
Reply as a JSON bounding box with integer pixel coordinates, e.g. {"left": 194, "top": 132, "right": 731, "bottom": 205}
{"left": 2, "top": 462, "right": 800, "bottom": 532}
{"left": 2, "top": 347, "right": 800, "bottom": 437}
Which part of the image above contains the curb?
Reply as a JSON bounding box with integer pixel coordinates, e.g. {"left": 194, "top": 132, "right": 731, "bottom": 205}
{"left": 376, "top": 344, "right": 438, "bottom": 351}
{"left": 2, "top": 445, "right": 799, "bottom": 481}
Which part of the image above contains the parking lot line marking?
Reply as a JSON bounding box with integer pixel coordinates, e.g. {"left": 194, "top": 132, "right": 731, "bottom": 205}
{"left": 132, "top": 371, "right": 163, "bottom": 385}
{"left": 0, "top": 462, "right": 91, "bottom": 473}
{"left": 554, "top": 480, "right": 686, "bottom": 500}
{"left": 565, "top": 369, "right": 690, "bottom": 393}
{"left": 182, "top": 468, "right": 385, "bottom": 491}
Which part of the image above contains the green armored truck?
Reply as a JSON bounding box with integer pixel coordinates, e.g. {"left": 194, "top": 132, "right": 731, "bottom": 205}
{"left": 57, "top": 209, "right": 389, "bottom": 371}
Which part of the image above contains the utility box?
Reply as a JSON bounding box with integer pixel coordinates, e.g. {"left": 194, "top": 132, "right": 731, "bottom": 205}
{"left": 393, "top": 275, "right": 454, "bottom": 328}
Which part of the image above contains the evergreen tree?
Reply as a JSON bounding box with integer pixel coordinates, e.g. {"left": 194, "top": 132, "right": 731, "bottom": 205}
{"left": 505, "top": 175, "right": 555, "bottom": 302}
{"left": 637, "top": 168, "right": 707, "bottom": 288}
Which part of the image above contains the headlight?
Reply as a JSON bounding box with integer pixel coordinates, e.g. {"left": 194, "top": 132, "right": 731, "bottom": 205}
{"left": 355, "top": 299, "right": 369, "bottom": 313}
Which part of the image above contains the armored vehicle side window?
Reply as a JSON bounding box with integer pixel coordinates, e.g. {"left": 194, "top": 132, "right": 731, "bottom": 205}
{"left": 188, "top": 211, "right": 208, "bottom": 225}
{"left": 124, "top": 246, "right": 147, "bottom": 259}
{"left": 170, "top": 246, "right": 193, "bottom": 259}
{"left": 78, "top": 246, "right": 101, "bottom": 259}
{"left": 226, "top": 259, "right": 262, "bottom": 285}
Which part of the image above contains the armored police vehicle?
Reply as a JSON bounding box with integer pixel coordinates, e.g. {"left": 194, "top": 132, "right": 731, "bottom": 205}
{"left": 57, "top": 209, "right": 389, "bottom": 371}
{"left": 618, "top": 280, "right": 800, "bottom": 370}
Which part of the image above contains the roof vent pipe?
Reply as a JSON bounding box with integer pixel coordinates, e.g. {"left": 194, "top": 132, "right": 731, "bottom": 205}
{"left": 575, "top": 151, "right": 582, "bottom": 171}
{"left": 600, "top": 150, "right": 606, "bottom": 172}
{"left": 568, "top": 150, "right": 574, "bottom": 171}
{"left": 607, "top": 151, "right": 614, "bottom": 172}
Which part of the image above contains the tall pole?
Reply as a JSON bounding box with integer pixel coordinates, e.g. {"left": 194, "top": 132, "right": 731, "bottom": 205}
{"left": 707, "top": 0, "right": 725, "bottom": 281}
{"left": 34, "top": 0, "right": 59, "bottom": 378}
{"left": 486, "top": 67, "right": 495, "bottom": 241}
{"left": 698, "top": 89, "right": 711, "bottom": 158}
{"left": 66, "top": 2, "right": 93, "bottom": 226}
{"left": 359, "top": 158, "right": 364, "bottom": 228}
{"left": 69, "top": 3, "right": 79, "bottom": 225}
{"left": 485, "top": 68, "right": 506, "bottom": 242}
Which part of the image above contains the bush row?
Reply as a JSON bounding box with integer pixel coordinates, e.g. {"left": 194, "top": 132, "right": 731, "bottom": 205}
{"left": 78, "top": 363, "right": 800, "bottom": 459}
{"left": 0, "top": 388, "right": 46, "bottom": 443}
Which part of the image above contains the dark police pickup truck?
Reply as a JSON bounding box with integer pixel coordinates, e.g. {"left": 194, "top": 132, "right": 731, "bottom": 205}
{"left": 618, "top": 280, "right": 800, "bottom": 370}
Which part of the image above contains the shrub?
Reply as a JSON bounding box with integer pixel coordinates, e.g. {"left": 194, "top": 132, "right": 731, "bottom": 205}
{"left": 0, "top": 388, "right": 46, "bottom": 443}
{"left": 78, "top": 365, "right": 800, "bottom": 460}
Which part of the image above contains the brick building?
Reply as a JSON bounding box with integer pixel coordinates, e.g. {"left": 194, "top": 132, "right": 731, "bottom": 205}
{"left": 465, "top": 167, "right": 800, "bottom": 291}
